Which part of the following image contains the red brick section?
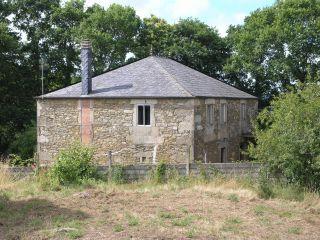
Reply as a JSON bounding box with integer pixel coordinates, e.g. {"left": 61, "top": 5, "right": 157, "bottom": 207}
{"left": 81, "top": 99, "right": 92, "bottom": 144}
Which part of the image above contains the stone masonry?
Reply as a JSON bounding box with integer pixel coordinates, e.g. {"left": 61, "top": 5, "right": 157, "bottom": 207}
{"left": 37, "top": 97, "right": 257, "bottom": 165}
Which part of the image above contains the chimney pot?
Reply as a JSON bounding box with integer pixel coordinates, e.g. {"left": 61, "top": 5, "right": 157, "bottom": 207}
{"left": 81, "top": 40, "right": 92, "bottom": 95}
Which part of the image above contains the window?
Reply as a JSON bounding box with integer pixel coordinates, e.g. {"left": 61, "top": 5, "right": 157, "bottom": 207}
{"left": 206, "top": 104, "right": 214, "bottom": 125}
{"left": 138, "top": 105, "right": 150, "bottom": 125}
{"left": 220, "top": 103, "right": 227, "bottom": 124}
{"left": 240, "top": 103, "right": 246, "bottom": 121}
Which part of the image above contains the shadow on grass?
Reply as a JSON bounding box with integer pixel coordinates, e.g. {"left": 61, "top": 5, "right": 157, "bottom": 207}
{"left": 0, "top": 194, "right": 88, "bottom": 239}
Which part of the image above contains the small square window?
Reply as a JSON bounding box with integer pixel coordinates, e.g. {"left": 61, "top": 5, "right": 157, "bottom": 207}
{"left": 137, "top": 105, "right": 151, "bottom": 126}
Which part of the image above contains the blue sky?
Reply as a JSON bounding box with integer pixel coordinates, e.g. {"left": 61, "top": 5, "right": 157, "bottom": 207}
{"left": 85, "top": 0, "right": 276, "bottom": 36}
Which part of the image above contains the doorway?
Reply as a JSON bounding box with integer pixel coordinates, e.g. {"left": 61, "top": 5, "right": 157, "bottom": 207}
{"left": 220, "top": 147, "right": 226, "bottom": 163}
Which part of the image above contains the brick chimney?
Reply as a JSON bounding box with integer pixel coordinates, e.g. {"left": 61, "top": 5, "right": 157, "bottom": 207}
{"left": 81, "top": 40, "right": 92, "bottom": 95}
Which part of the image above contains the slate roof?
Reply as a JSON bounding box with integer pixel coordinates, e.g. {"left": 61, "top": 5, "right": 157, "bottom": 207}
{"left": 40, "top": 56, "right": 256, "bottom": 99}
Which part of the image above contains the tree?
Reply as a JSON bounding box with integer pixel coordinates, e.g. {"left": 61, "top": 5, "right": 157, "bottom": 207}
{"left": 224, "top": 0, "right": 320, "bottom": 107}
{"left": 76, "top": 3, "right": 141, "bottom": 75}
{"left": 12, "top": 0, "right": 60, "bottom": 96}
{"left": 249, "top": 83, "right": 320, "bottom": 191}
{"left": 0, "top": 21, "right": 34, "bottom": 153}
{"left": 134, "top": 17, "right": 229, "bottom": 80}
{"left": 45, "top": 0, "right": 85, "bottom": 90}
{"left": 169, "top": 18, "right": 229, "bottom": 80}
{"left": 134, "top": 15, "right": 173, "bottom": 58}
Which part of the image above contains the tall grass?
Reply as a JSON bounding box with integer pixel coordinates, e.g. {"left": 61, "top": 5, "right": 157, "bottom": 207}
{"left": 0, "top": 164, "right": 14, "bottom": 189}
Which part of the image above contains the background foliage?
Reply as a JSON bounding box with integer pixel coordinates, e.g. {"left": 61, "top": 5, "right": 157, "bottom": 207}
{"left": 249, "top": 83, "right": 320, "bottom": 190}
{"left": 1, "top": 0, "right": 319, "bottom": 169}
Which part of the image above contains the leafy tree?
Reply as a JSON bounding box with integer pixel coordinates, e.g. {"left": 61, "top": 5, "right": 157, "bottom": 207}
{"left": 134, "top": 15, "right": 173, "bottom": 58}
{"left": 76, "top": 3, "right": 141, "bottom": 74}
{"left": 249, "top": 83, "right": 320, "bottom": 191}
{"left": 224, "top": 0, "right": 320, "bottom": 106}
{"left": 8, "top": 121, "right": 36, "bottom": 160}
{"left": 0, "top": 21, "right": 34, "bottom": 153}
{"left": 11, "top": 0, "right": 60, "bottom": 96}
{"left": 169, "top": 18, "right": 229, "bottom": 80}
{"left": 45, "top": 0, "right": 85, "bottom": 90}
{"left": 134, "top": 17, "right": 229, "bottom": 80}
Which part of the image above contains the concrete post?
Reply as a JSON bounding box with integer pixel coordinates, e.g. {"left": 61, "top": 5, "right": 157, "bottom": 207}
{"left": 186, "top": 146, "right": 190, "bottom": 176}
{"left": 108, "top": 151, "right": 112, "bottom": 169}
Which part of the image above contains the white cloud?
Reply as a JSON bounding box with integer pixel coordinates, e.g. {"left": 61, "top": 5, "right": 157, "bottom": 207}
{"left": 208, "top": 12, "right": 246, "bottom": 37}
{"left": 171, "top": 0, "right": 210, "bottom": 20}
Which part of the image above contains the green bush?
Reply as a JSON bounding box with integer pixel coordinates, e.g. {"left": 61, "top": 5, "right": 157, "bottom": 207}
{"left": 108, "top": 165, "right": 125, "bottom": 184}
{"left": 8, "top": 122, "right": 36, "bottom": 160}
{"left": 50, "top": 143, "right": 96, "bottom": 185}
{"left": 249, "top": 83, "right": 320, "bottom": 191}
{"left": 154, "top": 161, "right": 166, "bottom": 184}
{"left": 8, "top": 154, "right": 35, "bottom": 167}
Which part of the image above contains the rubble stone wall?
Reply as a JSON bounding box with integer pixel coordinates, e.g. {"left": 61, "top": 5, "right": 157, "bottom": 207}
{"left": 37, "top": 98, "right": 194, "bottom": 165}
{"left": 194, "top": 98, "right": 258, "bottom": 163}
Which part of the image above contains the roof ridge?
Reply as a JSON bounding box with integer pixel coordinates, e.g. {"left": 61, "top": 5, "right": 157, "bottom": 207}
{"left": 151, "top": 57, "right": 194, "bottom": 97}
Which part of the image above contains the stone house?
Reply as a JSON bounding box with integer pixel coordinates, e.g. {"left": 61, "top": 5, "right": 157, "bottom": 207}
{"left": 37, "top": 41, "right": 258, "bottom": 165}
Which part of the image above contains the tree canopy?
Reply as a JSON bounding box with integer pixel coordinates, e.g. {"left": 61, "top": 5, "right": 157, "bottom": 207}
{"left": 249, "top": 83, "right": 320, "bottom": 190}
{"left": 1, "top": 0, "right": 320, "bottom": 160}
{"left": 224, "top": 0, "right": 320, "bottom": 107}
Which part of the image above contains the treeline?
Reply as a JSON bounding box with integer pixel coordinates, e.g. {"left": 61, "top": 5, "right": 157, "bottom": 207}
{"left": 0, "top": 0, "right": 319, "bottom": 156}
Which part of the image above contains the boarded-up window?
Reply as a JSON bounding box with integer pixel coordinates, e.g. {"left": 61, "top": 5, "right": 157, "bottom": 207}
{"left": 206, "top": 104, "right": 214, "bottom": 125}
{"left": 240, "top": 103, "right": 246, "bottom": 121}
{"left": 138, "top": 105, "right": 151, "bottom": 125}
{"left": 220, "top": 103, "right": 227, "bottom": 124}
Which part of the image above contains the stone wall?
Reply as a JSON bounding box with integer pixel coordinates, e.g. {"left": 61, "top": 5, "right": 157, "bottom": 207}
{"left": 37, "top": 98, "right": 194, "bottom": 165}
{"left": 37, "top": 97, "right": 257, "bottom": 165}
{"left": 194, "top": 98, "right": 258, "bottom": 163}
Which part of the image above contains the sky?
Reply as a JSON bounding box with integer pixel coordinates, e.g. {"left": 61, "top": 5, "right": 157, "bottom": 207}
{"left": 84, "top": 0, "right": 276, "bottom": 36}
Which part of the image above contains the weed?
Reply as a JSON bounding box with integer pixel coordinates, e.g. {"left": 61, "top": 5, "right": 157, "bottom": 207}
{"left": 154, "top": 161, "right": 166, "bottom": 184}
{"left": 172, "top": 216, "right": 194, "bottom": 227}
{"left": 228, "top": 193, "right": 239, "bottom": 203}
{"left": 258, "top": 178, "right": 275, "bottom": 199}
{"left": 109, "top": 165, "right": 125, "bottom": 184}
{"left": 253, "top": 205, "right": 269, "bottom": 216}
{"left": 158, "top": 210, "right": 175, "bottom": 219}
{"left": 66, "top": 229, "right": 84, "bottom": 239}
{"left": 222, "top": 217, "right": 243, "bottom": 233}
{"left": 277, "top": 211, "right": 293, "bottom": 218}
{"left": 126, "top": 213, "right": 139, "bottom": 226}
{"left": 186, "top": 227, "right": 196, "bottom": 238}
{"left": 113, "top": 224, "right": 124, "bottom": 232}
{"left": 288, "top": 226, "right": 302, "bottom": 234}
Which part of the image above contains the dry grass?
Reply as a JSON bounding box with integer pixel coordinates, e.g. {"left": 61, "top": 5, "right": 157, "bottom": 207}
{"left": 0, "top": 173, "right": 320, "bottom": 240}
{"left": 0, "top": 164, "right": 14, "bottom": 189}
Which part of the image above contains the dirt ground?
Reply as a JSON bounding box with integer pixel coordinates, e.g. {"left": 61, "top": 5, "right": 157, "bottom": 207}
{"left": 1, "top": 178, "right": 320, "bottom": 240}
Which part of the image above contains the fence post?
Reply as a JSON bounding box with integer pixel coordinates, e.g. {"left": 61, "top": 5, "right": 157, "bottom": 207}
{"left": 108, "top": 151, "right": 112, "bottom": 169}
{"left": 186, "top": 146, "right": 190, "bottom": 176}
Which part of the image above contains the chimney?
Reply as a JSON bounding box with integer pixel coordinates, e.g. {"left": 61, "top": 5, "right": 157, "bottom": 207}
{"left": 81, "top": 40, "right": 92, "bottom": 95}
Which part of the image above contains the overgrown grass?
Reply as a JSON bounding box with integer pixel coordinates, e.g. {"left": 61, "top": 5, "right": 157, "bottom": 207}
{"left": 1, "top": 164, "right": 320, "bottom": 239}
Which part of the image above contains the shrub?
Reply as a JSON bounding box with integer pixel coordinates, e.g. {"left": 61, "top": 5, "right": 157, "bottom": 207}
{"left": 108, "top": 165, "right": 125, "bottom": 184}
{"left": 249, "top": 83, "right": 320, "bottom": 191}
{"left": 154, "top": 160, "right": 166, "bottom": 184}
{"left": 50, "top": 143, "right": 96, "bottom": 185}
{"left": 8, "top": 154, "right": 35, "bottom": 167}
{"left": 8, "top": 121, "right": 36, "bottom": 160}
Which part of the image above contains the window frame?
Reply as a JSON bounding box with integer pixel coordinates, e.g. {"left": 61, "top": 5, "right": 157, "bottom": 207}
{"left": 240, "top": 103, "right": 246, "bottom": 121}
{"left": 206, "top": 104, "right": 214, "bottom": 126}
{"left": 220, "top": 103, "right": 227, "bottom": 124}
{"left": 137, "top": 104, "right": 151, "bottom": 126}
